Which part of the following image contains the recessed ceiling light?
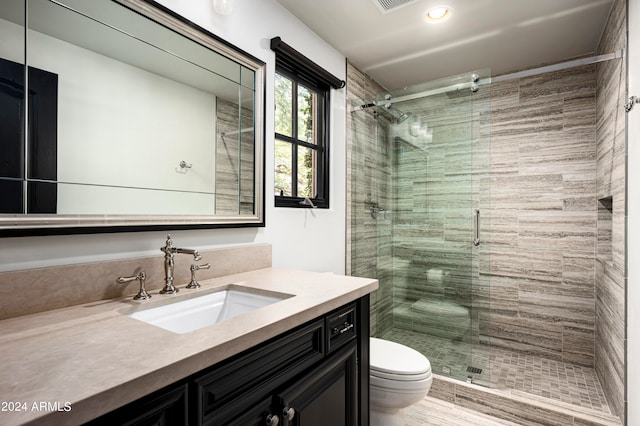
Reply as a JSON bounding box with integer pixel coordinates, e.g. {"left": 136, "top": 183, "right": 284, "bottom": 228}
{"left": 425, "top": 5, "right": 453, "bottom": 23}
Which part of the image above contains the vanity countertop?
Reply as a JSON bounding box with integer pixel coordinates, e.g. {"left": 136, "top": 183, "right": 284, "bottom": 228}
{"left": 0, "top": 268, "right": 377, "bottom": 426}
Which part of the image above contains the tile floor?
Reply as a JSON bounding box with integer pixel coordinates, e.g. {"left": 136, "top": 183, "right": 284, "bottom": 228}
{"left": 382, "top": 328, "right": 611, "bottom": 415}
{"left": 405, "top": 395, "right": 521, "bottom": 426}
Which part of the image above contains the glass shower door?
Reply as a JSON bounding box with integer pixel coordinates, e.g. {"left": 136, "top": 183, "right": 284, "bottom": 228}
{"left": 391, "top": 81, "right": 476, "bottom": 383}
{"left": 351, "top": 69, "right": 490, "bottom": 385}
{"left": 349, "top": 101, "right": 395, "bottom": 338}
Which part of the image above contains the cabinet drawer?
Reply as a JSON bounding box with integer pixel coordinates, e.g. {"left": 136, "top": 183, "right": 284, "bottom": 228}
{"left": 195, "top": 319, "right": 325, "bottom": 421}
{"left": 326, "top": 303, "right": 357, "bottom": 353}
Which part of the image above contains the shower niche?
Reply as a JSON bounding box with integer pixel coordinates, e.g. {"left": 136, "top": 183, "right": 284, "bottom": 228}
{"left": 598, "top": 196, "right": 613, "bottom": 265}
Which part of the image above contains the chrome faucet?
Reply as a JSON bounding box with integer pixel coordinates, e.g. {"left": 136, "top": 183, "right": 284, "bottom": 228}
{"left": 160, "top": 234, "right": 202, "bottom": 294}
{"left": 186, "top": 263, "right": 211, "bottom": 289}
{"left": 117, "top": 271, "right": 151, "bottom": 300}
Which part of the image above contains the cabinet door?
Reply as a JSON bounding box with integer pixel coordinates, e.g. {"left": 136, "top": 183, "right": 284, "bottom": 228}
{"left": 276, "top": 343, "right": 358, "bottom": 426}
{"left": 203, "top": 395, "right": 280, "bottom": 426}
{"left": 85, "top": 383, "right": 188, "bottom": 426}
{"left": 195, "top": 319, "right": 324, "bottom": 422}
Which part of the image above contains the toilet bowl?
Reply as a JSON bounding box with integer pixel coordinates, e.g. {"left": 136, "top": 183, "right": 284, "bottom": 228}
{"left": 370, "top": 337, "right": 432, "bottom": 426}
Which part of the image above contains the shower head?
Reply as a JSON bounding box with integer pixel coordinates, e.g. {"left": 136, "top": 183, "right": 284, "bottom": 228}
{"left": 396, "top": 111, "right": 411, "bottom": 124}
{"left": 386, "top": 105, "right": 411, "bottom": 124}
{"left": 356, "top": 100, "right": 411, "bottom": 124}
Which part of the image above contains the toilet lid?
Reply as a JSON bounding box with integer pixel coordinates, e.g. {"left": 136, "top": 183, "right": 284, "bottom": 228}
{"left": 370, "top": 338, "right": 431, "bottom": 381}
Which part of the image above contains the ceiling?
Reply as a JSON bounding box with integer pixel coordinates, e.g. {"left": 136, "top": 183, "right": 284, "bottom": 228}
{"left": 274, "top": 0, "right": 615, "bottom": 90}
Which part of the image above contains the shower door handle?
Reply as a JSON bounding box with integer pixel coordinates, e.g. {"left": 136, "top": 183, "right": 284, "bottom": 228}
{"left": 473, "top": 209, "right": 480, "bottom": 246}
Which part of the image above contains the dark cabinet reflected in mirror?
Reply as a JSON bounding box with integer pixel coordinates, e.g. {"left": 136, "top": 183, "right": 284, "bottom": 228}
{"left": 1, "top": 59, "right": 58, "bottom": 214}
{"left": 0, "top": 0, "right": 265, "bottom": 235}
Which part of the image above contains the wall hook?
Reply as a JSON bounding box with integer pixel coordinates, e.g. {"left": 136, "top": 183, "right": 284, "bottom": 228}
{"left": 176, "top": 160, "right": 192, "bottom": 174}
{"left": 625, "top": 95, "right": 639, "bottom": 112}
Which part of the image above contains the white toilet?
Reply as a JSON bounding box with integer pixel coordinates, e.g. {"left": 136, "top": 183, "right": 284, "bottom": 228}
{"left": 369, "top": 337, "right": 432, "bottom": 426}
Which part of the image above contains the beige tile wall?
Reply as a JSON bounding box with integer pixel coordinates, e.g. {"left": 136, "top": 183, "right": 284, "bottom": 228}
{"left": 346, "top": 62, "right": 395, "bottom": 337}
{"left": 481, "top": 63, "right": 598, "bottom": 366}
{"left": 594, "top": 0, "right": 626, "bottom": 421}
{"left": 215, "top": 97, "right": 256, "bottom": 215}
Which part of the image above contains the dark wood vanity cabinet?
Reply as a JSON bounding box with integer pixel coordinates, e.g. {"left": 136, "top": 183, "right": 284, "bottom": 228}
{"left": 274, "top": 344, "right": 358, "bottom": 426}
{"left": 86, "top": 297, "right": 369, "bottom": 426}
{"left": 86, "top": 383, "right": 189, "bottom": 426}
{"left": 202, "top": 343, "right": 357, "bottom": 426}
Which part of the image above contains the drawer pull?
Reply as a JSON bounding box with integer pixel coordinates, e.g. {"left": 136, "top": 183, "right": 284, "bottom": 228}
{"left": 332, "top": 322, "right": 354, "bottom": 335}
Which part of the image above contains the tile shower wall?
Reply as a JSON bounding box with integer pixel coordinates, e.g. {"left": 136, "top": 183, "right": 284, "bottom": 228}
{"left": 482, "top": 63, "right": 598, "bottom": 367}
{"left": 594, "top": 0, "right": 626, "bottom": 421}
{"left": 346, "top": 62, "right": 394, "bottom": 337}
{"left": 347, "top": 62, "right": 600, "bottom": 366}
{"left": 215, "top": 97, "right": 255, "bottom": 215}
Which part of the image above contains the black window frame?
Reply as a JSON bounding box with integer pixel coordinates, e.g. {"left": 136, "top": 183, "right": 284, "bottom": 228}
{"left": 271, "top": 37, "right": 344, "bottom": 209}
{"left": 274, "top": 67, "right": 329, "bottom": 208}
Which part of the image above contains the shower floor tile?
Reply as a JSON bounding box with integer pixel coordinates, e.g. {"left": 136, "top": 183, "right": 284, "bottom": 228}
{"left": 381, "top": 328, "right": 611, "bottom": 415}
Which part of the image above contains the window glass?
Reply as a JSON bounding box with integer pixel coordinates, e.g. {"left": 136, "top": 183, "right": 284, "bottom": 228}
{"left": 275, "top": 74, "right": 292, "bottom": 137}
{"left": 297, "top": 85, "right": 314, "bottom": 144}
{"left": 297, "top": 146, "right": 314, "bottom": 198}
{"left": 275, "top": 139, "right": 292, "bottom": 196}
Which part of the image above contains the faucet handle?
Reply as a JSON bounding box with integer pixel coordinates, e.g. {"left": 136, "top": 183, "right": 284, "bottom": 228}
{"left": 117, "top": 271, "right": 151, "bottom": 300}
{"left": 162, "top": 234, "right": 174, "bottom": 251}
{"left": 186, "top": 263, "right": 211, "bottom": 289}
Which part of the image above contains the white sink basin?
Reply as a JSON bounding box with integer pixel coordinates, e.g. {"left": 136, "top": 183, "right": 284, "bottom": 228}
{"left": 127, "top": 287, "right": 290, "bottom": 334}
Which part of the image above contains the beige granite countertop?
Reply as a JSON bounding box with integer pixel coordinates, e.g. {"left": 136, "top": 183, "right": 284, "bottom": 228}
{"left": 0, "top": 268, "right": 377, "bottom": 426}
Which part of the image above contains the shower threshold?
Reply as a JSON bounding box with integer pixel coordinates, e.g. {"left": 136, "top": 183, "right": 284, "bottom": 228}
{"left": 424, "top": 374, "right": 621, "bottom": 426}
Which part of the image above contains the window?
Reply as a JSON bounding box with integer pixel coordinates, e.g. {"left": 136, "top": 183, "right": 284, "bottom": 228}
{"left": 270, "top": 37, "right": 344, "bottom": 209}
{"left": 274, "top": 70, "right": 328, "bottom": 208}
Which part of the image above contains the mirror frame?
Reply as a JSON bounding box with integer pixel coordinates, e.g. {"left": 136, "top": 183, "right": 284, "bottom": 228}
{"left": 0, "top": 0, "right": 265, "bottom": 237}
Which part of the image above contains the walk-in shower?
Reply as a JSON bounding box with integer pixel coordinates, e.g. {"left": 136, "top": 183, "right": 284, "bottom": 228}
{"left": 348, "top": 54, "right": 623, "bottom": 421}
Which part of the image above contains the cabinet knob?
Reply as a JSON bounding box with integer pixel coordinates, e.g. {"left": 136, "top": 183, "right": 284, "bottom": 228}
{"left": 283, "top": 407, "right": 296, "bottom": 421}
{"left": 265, "top": 413, "right": 279, "bottom": 426}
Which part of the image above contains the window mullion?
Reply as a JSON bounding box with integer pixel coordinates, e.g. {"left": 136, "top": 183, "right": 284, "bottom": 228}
{"left": 291, "top": 80, "right": 299, "bottom": 198}
{"left": 292, "top": 142, "right": 299, "bottom": 198}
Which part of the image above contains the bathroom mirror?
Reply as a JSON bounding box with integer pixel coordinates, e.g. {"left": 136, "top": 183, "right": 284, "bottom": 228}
{"left": 0, "top": 0, "right": 265, "bottom": 236}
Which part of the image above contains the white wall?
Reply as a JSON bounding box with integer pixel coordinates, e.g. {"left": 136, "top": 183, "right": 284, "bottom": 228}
{"left": 0, "top": 17, "right": 22, "bottom": 63}
{"left": 627, "top": 0, "right": 639, "bottom": 422}
{"left": 0, "top": 0, "right": 347, "bottom": 275}
{"left": 1, "top": 19, "right": 220, "bottom": 215}
{"left": 30, "top": 29, "right": 218, "bottom": 214}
